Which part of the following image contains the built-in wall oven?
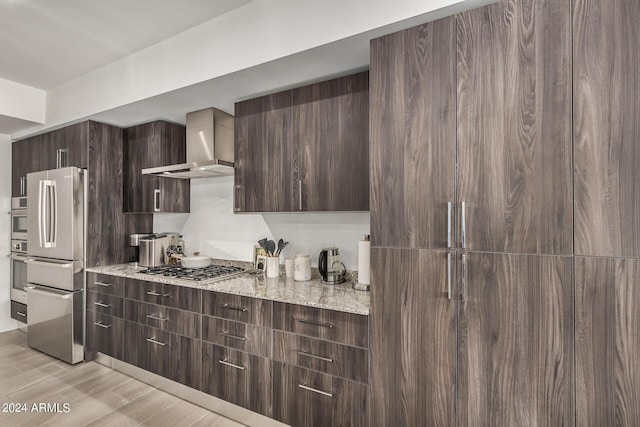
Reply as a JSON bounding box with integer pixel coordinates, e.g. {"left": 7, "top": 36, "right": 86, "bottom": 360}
{"left": 10, "top": 242, "right": 28, "bottom": 305}
{"left": 10, "top": 209, "right": 27, "bottom": 240}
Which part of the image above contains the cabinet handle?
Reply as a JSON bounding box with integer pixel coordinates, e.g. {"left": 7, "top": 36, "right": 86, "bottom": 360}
{"left": 461, "top": 201, "right": 466, "bottom": 249}
{"left": 56, "top": 148, "right": 68, "bottom": 169}
{"left": 298, "top": 351, "right": 334, "bottom": 363}
{"left": 93, "top": 301, "right": 111, "bottom": 308}
{"left": 447, "top": 251, "right": 452, "bottom": 300}
{"left": 154, "top": 189, "right": 161, "bottom": 212}
{"left": 147, "top": 313, "right": 169, "bottom": 322}
{"left": 219, "top": 331, "right": 246, "bottom": 341}
{"left": 94, "top": 321, "right": 111, "bottom": 329}
{"left": 447, "top": 202, "right": 452, "bottom": 248}
{"left": 461, "top": 253, "right": 467, "bottom": 302}
{"left": 146, "top": 290, "right": 170, "bottom": 298}
{"left": 146, "top": 337, "right": 166, "bottom": 346}
{"left": 94, "top": 281, "right": 112, "bottom": 287}
{"left": 298, "top": 180, "right": 302, "bottom": 211}
{"left": 220, "top": 303, "right": 248, "bottom": 312}
{"left": 298, "top": 319, "right": 334, "bottom": 329}
{"left": 219, "top": 359, "right": 245, "bottom": 370}
{"left": 20, "top": 177, "right": 25, "bottom": 196}
{"left": 16, "top": 311, "right": 26, "bottom": 317}
{"left": 298, "top": 384, "right": 333, "bottom": 398}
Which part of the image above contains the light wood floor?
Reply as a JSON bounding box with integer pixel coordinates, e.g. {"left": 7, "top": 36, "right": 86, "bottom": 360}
{"left": 0, "top": 329, "right": 243, "bottom": 427}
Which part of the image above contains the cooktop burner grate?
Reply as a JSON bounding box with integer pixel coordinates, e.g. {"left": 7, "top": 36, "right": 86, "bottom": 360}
{"left": 139, "top": 264, "right": 246, "bottom": 281}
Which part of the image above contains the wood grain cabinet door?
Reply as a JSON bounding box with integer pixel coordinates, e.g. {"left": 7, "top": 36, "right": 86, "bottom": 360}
{"left": 574, "top": 0, "right": 640, "bottom": 257}
{"left": 370, "top": 248, "right": 456, "bottom": 426}
{"left": 234, "top": 92, "right": 294, "bottom": 212}
{"left": 575, "top": 256, "right": 640, "bottom": 426}
{"left": 456, "top": 0, "right": 573, "bottom": 255}
{"left": 293, "top": 72, "right": 369, "bottom": 212}
{"left": 370, "top": 17, "right": 456, "bottom": 249}
{"left": 457, "top": 252, "right": 574, "bottom": 426}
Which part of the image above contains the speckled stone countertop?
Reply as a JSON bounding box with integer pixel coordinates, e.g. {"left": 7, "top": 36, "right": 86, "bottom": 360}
{"left": 86, "top": 260, "right": 370, "bottom": 316}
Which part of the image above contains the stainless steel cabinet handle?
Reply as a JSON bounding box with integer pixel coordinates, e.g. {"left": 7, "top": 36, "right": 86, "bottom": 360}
{"left": 298, "top": 384, "right": 333, "bottom": 398}
{"left": 146, "top": 337, "right": 166, "bottom": 346}
{"left": 447, "top": 202, "right": 452, "bottom": 248}
{"left": 147, "top": 313, "right": 169, "bottom": 322}
{"left": 461, "top": 201, "right": 466, "bottom": 249}
{"left": 298, "top": 351, "right": 334, "bottom": 363}
{"left": 218, "top": 359, "right": 245, "bottom": 370}
{"left": 94, "top": 321, "right": 111, "bottom": 329}
{"left": 298, "top": 180, "right": 302, "bottom": 211}
{"left": 20, "top": 177, "right": 25, "bottom": 196}
{"left": 461, "top": 253, "right": 467, "bottom": 302}
{"left": 298, "top": 319, "right": 334, "bottom": 329}
{"left": 93, "top": 301, "right": 111, "bottom": 308}
{"left": 154, "top": 189, "right": 161, "bottom": 212}
{"left": 94, "top": 281, "right": 112, "bottom": 287}
{"left": 24, "top": 259, "right": 70, "bottom": 269}
{"left": 447, "top": 252, "right": 452, "bottom": 300}
{"left": 220, "top": 303, "right": 248, "bottom": 312}
{"left": 146, "top": 291, "right": 170, "bottom": 297}
{"left": 219, "top": 331, "right": 246, "bottom": 341}
{"left": 16, "top": 311, "right": 26, "bottom": 317}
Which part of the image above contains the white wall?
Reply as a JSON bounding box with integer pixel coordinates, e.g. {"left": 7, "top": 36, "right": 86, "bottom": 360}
{"left": 0, "top": 77, "right": 46, "bottom": 123}
{"left": 154, "top": 177, "right": 370, "bottom": 270}
{"left": 0, "top": 135, "right": 16, "bottom": 332}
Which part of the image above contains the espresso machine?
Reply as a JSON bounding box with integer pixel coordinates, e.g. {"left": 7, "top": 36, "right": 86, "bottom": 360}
{"left": 319, "top": 246, "right": 346, "bottom": 284}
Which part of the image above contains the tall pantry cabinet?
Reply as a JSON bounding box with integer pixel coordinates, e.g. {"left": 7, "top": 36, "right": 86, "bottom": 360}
{"left": 370, "top": 0, "right": 574, "bottom": 425}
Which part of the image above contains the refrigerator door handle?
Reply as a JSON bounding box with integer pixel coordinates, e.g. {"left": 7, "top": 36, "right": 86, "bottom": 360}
{"left": 38, "top": 180, "right": 45, "bottom": 248}
{"left": 49, "top": 181, "right": 57, "bottom": 246}
{"left": 41, "top": 180, "right": 57, "bottom": 248}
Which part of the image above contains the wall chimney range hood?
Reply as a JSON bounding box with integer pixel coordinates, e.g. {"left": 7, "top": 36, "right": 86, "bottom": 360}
{"left": 142, "top": 108, "right": 235, "bottom": 179}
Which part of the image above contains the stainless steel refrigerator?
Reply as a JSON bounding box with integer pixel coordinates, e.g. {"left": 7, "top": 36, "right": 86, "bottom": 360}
{"left": 26, "top": 166, "right": 86, "bottom": 364}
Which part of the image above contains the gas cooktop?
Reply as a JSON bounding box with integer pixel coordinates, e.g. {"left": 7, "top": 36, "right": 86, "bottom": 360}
{"left": 139, "top": 264, "right": 246, "bottom": 281}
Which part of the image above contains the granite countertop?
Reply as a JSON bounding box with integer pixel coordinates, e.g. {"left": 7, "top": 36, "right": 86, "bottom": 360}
{"left": 86, "top": 261, "right": 370, "bottom": 316}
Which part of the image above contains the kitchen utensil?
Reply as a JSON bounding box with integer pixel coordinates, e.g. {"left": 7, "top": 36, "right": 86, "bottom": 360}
{"left": 294, "top": 254, "right": 312, "bottom": 281}
{"left": 276, "top": 241, "right": 289, "bottom": 256}
{"left": 319, "top": 247, "right": 346, "bottom": 284}
{"left": 266, "top": 240, "right": 276, "bottom": 256}
{"left": 275, "top": 239, "right": 284, "bottom": 255}
{"left": 179, "top": 255, "right": 212, "bottom": 268}
{"left": 258, "top": 238, "right": 268, "bottom": 251}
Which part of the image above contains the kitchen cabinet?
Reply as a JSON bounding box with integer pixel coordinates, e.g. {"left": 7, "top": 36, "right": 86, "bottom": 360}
{"left": 123, "top": 121, "right": 190, "bottom": 213}
{"left": 86, "top": 311, "right": 124, "bottom": 360}
{"left": 11, "top": 136, "right": 42, "bottom": 197}
{"left": 10, "top": 301, "right": 28, "bottom": 323}
{"left": 573, "top": 0, "right": 640, "bottom": 257}
{"left": 202, "top": 316, "right": 272, "bottom": 358}
{"left": 124, "top": 321, "right": 171, "bottom": 377}
{"left": 234, "top": 72, "right": 369, "bottom": 213}
{"left": 575, "top": 257, "right": 640, "bottom": 425}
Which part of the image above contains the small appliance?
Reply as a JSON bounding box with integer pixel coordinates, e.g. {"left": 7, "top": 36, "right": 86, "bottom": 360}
{"left": 318, "top": 247, "right": 346, "bottom": 284}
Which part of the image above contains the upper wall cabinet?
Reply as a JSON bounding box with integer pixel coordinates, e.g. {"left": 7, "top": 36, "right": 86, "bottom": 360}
{"left": 123, "top": 121, "right": 190, "bottom": 214}
{"left": 234, "top": 72, "right": 369, "bottom": 213}
{"left": 574, "top": 0, "right": 640, "bottom": 257}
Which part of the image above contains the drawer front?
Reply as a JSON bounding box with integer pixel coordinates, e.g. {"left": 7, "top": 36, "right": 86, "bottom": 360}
{"left": 124, "top": 278, "right": 201, "bottom": 312}
{"left": 88, "top": 311, "right": 124, "bottom": 360}
{"left": 201, "top": 343, "right": 273, "bottom": 417}
{"left": 273, "top": 302, "right": 369, "bottom": 348}
{"left": 87, "top": 273, "right": 125, "bottom": 297}
{"left": 168, "top": 334, "right": 201, "bottom": 390}
{"left": 273, "top": 331, "right": 368, "bottom": 384}
{"left": 202, "top": 316, "right": 272, "bottom": 358}
{"left": 87, "top": 290, "right": 123, "bottom": 318}
{"left": 123, "top": 299, "right": 201, "bottom": 339}
{"left": 203, "top": 291, "right": 272, "bottom": 326}
{"left": 123, "top": 321, "right": 170, "bottom": 377}
{"left": 273, "top": 364, "right": 370, "bottom": 427}
{"left": 10, "top": 301, "right": 27, "bottom": 323}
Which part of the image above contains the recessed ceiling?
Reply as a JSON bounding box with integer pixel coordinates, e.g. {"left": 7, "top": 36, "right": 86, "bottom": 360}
{"left": 0, "top": 0, "right": 252, "bottom": 89}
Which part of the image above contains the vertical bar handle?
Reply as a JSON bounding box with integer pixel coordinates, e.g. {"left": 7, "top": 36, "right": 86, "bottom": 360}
{"left": 38, "top": 180, "right": 46, "bottom": 247}
{"left": 461, "top": 253, "right": 467, "bottom": 301}
{"left": 447, "top": 202, "right": 452, "bottom": 248}
{"left": 20, "top": 177, "right": 25, "bottom": 196}
{"left": 154, "top": 189, "right": 161, "bottom": 212}
{"left": 298, "top": 180, "right": 302, "bottom": 211}
{"left": 49, "top": 181, "right": 57, "bottom": 246}
{"left": 447, "top": 251, "right": 452, "bottom": 300}
{"left": 461, "top": 201, "right": 466, "bottom": 249}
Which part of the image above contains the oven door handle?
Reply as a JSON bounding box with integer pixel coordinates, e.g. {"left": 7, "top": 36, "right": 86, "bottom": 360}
{"left": 24, "top": 258, "right": 71, "bottom": 269}
{"left": 26, "top": 285, "right": 73, "bottom": 300}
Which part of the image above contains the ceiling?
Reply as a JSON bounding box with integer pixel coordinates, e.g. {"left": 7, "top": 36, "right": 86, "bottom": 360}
{"left": 0, "top": 0, "right": 252, "bottom": 89}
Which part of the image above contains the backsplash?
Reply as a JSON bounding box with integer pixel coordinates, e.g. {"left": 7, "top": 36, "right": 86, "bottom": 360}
{"left": 154, "top": 176, "right": 370, "bottom": 269}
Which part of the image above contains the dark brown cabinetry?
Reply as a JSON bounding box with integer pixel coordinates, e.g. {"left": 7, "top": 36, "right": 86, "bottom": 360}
{"left": 573, "top": 0, "right": 640, "bottom": 258}
{"left": 11, "top": 136, "right": 41, "bottom": 197}
{"left": 234, "top": 72, "right": 369, "bottom": 213}
{"left": 123, "top": 121, "right": 190, "bottom": 213}
{"left": 10, "top": 301, "right": 28, "bottom": 323}
{"left": 575, "top": 257, "right": 640, "bottom": 425}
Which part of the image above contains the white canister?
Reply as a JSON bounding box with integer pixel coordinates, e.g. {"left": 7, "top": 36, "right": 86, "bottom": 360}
{"left": 294, "top": 254, "right": 312, "bottom": 281}
{"left": 266, "top": 256, "right": 280, "bottom": 278}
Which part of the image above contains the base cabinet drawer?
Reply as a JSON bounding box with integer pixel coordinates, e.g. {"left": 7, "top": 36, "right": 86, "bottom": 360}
{"left": 124, "top": 321, "right": 171, "bottom": 377}
{"left": 201, "top": 343, "right": 273, "bottom": 417}
{"left": 87, "top": 273, "right": 125, "bottom": 297}
{"left": 202, "top": 316, "right": 272, "bottom": 358}
{"left": 10, "top": 301, "right": 28, "bottom": 323}
{"left": 88, "top": 311, "right": 123, "bottom": 359}
{"left": 273, "top": 364, "right": 370, "bottom": 427}
{"left": 87, "top": 290, "right": 123, "bottom": 318}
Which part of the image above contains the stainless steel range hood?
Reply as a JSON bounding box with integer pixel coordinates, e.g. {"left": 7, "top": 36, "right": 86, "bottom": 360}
{"left": 142, "top": 108, "right": 234, "bottom": 179}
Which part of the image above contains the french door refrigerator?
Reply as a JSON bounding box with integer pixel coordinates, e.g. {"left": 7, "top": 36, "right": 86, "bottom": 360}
{"left": 26, "top": 166, "right": 86, "bottom": 364}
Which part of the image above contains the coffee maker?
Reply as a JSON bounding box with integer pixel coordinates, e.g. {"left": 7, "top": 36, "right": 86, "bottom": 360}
{"left": 319, "top": 247, "right": 346, "bottom": 284}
